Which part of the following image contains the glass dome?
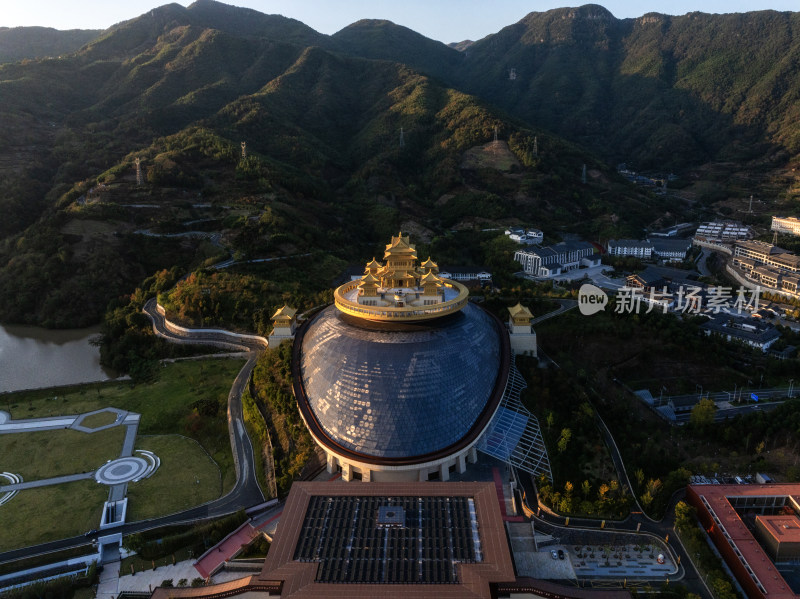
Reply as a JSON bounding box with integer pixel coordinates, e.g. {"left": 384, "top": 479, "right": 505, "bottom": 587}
{"left": 298, "top": 302, "right": 502, "bottom": 459}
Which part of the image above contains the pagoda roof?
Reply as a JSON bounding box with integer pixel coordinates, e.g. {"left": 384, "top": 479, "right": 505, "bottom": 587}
{"left": 420, "top": 257, "right": 438, "bottom": 269}
{"left": 421, "top": 271, "right": 442, "bottom": 284}
{"left": 384, "top": 232, "right": 417, "bottom": 257}
{"left": 359, "top": 273, "right": 380, "bottom": 285}
{"left": 508, "top": 303, "right": 533, "bottom": 319}
{"left": 272, "top": 305, "right": 297, "bottom": 320}
{"left": 365, "top": 258, "right": 381, "bottom": 270}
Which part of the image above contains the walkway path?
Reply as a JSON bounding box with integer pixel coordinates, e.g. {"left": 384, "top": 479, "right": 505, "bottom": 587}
{"left": 531, "top": 299, "right": 577, "bottom": 325}
{"left": 0, "top": 303, "right": 270, "bottom": 567}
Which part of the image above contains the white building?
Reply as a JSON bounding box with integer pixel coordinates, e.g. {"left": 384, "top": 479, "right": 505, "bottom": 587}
{"left": 649, "top": 238, "right": 692, "bottom": 262}
{"left": 771, "top": 216, "right": 800, "bottom": 237}
{"left": 515, "top": 241, "right": 598, "bottom": 277}
{"left": 607, "top": 239, "right": 653, "bottom": 259}
{"left": 505, "top": 227, "right": 543, "bottom": 245}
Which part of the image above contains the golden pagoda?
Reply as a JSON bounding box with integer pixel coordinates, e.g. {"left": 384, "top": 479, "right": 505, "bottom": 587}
{"left": 508, "top": 302, "right": 533, "bottom": 328}
{"left": 271, "top": 305, "right": 297, "bottom": 338}
{"left": 333, "top": 233, "right": 469, "bottom": 322}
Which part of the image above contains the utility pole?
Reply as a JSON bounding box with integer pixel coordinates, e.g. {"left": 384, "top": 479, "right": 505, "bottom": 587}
{"left": 241, "top": 141, "right": 247, "bottom": 160}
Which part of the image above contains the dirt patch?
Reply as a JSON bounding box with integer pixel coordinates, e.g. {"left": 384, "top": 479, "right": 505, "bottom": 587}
{"left": 400, "top": 220, "right": 435, "bottom": 243}
{"left": 461, "top": 141, "right": 521, "bottom": 172}
{"left": 60, "top": 219, "right": 118, "bottom": 239}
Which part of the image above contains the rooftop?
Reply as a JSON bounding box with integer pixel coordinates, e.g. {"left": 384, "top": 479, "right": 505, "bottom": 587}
{"left": 257, "top": 482, "right": 516, "bottom": 598}
{"left": 700, "top": 315, "right": 780, "bottom": 345}
{"left": 688, "top": 483, "right": 800, "bottom": 599}
{"left": 757, "top": 515, "right": 800, "bottom": 544}
{"left": 736, "top": 240, "right": 791, "bottom": 255}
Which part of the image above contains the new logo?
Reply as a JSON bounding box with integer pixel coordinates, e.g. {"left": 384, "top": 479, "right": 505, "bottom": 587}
{"left": 578, "top": 283, "right": 608, "bottom": 316}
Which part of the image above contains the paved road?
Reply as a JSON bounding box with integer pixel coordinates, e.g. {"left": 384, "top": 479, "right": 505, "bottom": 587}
{"left": 0, "top": 300, "right": 268, "bottom": 566}
{"left": 697, "top": 248, "right": 714, "bottom": 278}
{"left": 517, "top": 473, "right": 712, "bottom": 598}
{"left": 531, "top": 299, "right": 578, "bottom": 325}
{"left": 533, "top": 314, "right": 713, "bottom": 598}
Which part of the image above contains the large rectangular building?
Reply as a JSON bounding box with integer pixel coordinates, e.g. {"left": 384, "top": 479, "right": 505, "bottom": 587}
{"left": 607, "top": 239, "right": 653, "bottom": 259}
{"left": 772, "top": 216, "right": 800, "bottom": 237}
{"left": 755, "top": 514, "right": 800, "bottom": 561}
{"left": 515, "top": 241, "right": 598, "bottom": 277}
{"left": 732, "top": 241, "right": 800, "bottom": 296}
{"left": 695, "top": 221, "right": 753, "bottom": 241}
{"left": 687, "top": 483, "right": 800, "bottom": 599}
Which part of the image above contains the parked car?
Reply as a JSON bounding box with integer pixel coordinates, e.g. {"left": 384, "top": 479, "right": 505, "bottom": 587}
{"left": 558, "top": 549, "right": 565, "bottom": 560}
{"left": 550, "top": 550, "right": 558, "bottom": 560}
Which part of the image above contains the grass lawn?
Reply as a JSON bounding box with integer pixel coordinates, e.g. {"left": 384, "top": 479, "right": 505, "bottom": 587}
{"left": 126, "top": 435, "right": 222, "bottom": 521}
{"left": 79, "top": 411, "right": 119, "bottom": 429}
{"left": 0, "top": 427, "right": 124, "bottom": 481}
{"left": 0, "top": 480, "right": 107, "bottom": 552}
{"left": 0, "top": 359, "right": 244, "bottom": 552}
{"left": 1, "top": 359, "right": 244, "bottom": 494}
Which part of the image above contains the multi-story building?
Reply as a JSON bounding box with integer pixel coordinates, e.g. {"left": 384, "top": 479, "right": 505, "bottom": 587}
{"left": 732, "top": 241, "right": 800, "bottom": 296}
{"left": 649, "top": 238, "right": 692, "bottom": 262}
{"left": 695, "top": 221, "right": 753, "bottom": 242}
{"left": 700, "top": 315, "right": 781, "bottom": 352}
{"left": 514, "top": 241, "right": 599, "bottom": 277}
{"left": 606, "top": 239, "right": 653, "bottom": 259}
{"left": 771, "top": 216, "right": 800, "bottom": 237}
{"left": 687, "top": 483, "right": 800, "bottom": 599}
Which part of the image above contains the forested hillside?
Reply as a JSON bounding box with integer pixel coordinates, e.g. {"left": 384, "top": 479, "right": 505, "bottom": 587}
{"left": 1, "top": 0, "right": 799, "bottom": 331}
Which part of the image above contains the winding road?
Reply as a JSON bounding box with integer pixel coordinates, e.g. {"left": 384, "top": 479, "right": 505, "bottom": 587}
{"left": 0, "top": 299, "right": 267, "bottom": 566}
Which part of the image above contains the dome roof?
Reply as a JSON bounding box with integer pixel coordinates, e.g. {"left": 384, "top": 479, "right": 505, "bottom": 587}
{"left": 296, "top": 303, "right": 504, "bottom": 460}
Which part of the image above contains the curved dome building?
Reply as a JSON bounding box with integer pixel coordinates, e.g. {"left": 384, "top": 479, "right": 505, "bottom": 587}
{"left": 292, "top": 234, "right": 511, "bottom": 482}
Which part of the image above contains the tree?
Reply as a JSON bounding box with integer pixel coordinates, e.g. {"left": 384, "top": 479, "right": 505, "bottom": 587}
{"left": 581, "top": 479, "right": 591, "bottom": 498}
{"left": 635, "top": 468, "right": 645, "bottom": 487}
{"left": 674, "top": 500, "right": 695, "bottom": 529}
{"left": 557, "top": 427, "right": 572, "bottom": 453}
{"left": 690, "top": 398, "right": 716, "bottom": 428}
{"left": 546, "top": 411, "right": 555, "bottom": 430}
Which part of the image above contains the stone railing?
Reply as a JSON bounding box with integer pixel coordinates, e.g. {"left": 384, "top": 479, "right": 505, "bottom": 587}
{"left": 692, "top": 238, "right": 733, "bottom": 255}
{"left": 155, "top": 303, "right": 269, "bottom": 349}
{"left": 333, "top": 279, "right": 469, "bottom": 321}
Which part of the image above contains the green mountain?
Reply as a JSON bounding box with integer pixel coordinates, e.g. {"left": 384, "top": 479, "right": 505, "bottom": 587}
{"left": 0, "top": 26, "right": 101, "bottom": 63}
{"left": 5, "top": 0, "right": 799, "bottom": 329}
{"left": 431, "top": 6, "right": 800, "bottom": 170}
{"left": 332, "top": 19, "right": 462, "bottom": 78}
{"left": 330, "top": 5, "right": 800, "bottom": 170}
{"left": 0, "top": 4, "right": 649, "bottom": 327}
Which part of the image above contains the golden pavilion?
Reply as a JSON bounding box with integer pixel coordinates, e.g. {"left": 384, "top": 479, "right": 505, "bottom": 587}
{"left": 334, "top": 233, "right": 468, "bottom": 321}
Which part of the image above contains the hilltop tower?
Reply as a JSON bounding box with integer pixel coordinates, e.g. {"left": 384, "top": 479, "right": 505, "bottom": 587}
{"left": 135, "top": 157, "right": 143, "bottom": 186}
